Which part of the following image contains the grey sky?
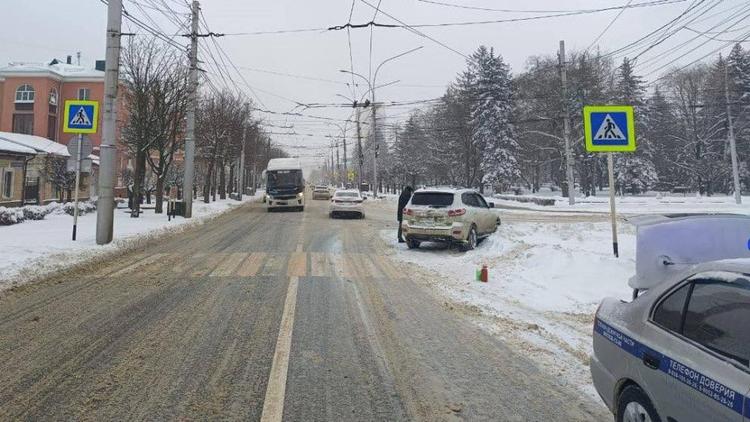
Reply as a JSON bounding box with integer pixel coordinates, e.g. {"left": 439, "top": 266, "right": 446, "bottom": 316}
{"left": 1, "top": 0, "right": 747, "bottom": 167}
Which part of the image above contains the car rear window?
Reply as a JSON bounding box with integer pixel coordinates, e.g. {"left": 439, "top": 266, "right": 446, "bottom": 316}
{"left": 411, "top": 192, "right": 454, "bottom": 207}
{"left": 335, "top": 192, "right": 359, "bottom": 198}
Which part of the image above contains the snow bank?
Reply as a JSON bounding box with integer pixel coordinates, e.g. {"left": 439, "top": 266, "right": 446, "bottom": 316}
{"left": 495, "top": 191, "right": 750, "bottom": 215}
{"left": 382, "top": 220, "right": 635, "bottom": 398}
{"left": 0, "top": 195, "right": 259, "bottom": 291}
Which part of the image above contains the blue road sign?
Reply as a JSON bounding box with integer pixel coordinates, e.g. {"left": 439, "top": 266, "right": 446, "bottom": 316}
{"left": 583, "top": 105, "right": 636, "bottom": 152}
{"left": 63, "top": 100, "right": 99, "bottom": 134}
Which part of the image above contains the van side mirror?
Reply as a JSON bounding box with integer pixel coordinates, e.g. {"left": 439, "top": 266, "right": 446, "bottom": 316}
{"left": 489, "top": 202, "right": 495, "bottom": 208}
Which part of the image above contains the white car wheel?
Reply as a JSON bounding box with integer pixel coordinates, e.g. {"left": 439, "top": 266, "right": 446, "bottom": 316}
{"left": 462, "top": 227, "right": 477, "bottom": 251}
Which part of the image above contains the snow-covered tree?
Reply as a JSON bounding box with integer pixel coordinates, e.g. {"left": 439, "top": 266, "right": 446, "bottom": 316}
{"left": 467, "top": 46, "right": 518, "bottom": 189}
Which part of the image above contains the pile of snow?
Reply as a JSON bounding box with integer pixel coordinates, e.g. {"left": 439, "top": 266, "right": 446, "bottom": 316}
{"left": 0, "top": 195, "right": 260, "bottom": 291}
{"left": 495, "top": 190, "right": 750, "bottom": 215}
{"left": 0, "top": 201, "right": 97, "bottom": 226}
{"left": 382, "top": 220, "right": 635, "bottom": 398}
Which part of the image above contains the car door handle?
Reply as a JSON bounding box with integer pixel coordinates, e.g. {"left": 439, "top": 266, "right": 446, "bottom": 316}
{"left": 642, "top": 352, "right": 661, "bottom": 370}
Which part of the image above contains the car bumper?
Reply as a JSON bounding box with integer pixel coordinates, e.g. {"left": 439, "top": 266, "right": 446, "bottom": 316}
{"left": 401, "top": 221, "right": 467, "bottom": 242}
{"left": 268, "top": 198, "right": 303, "bottom": 208}
{"left": 312, "top": 193, "right": 330, "bottom": 200}
{"left": 329, "top": 203, "right": 364, "bottom": 214}
{"left": 590, "top": 350, "right": 617, "bottom": 413}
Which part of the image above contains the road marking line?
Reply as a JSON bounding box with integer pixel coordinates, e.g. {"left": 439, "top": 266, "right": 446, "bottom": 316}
{"left": 190, "top": 253, "right": 226, "bottom": 278}
{"left": 357, "top": 254, "right": 384, "bottom": 280}
{"left": 210, "top": 253, "right": 247, "bottom": 277}
{"left": 373, "top": 255, "right": 401, "bottom": 280}
{"left": 309, "top": 252, "right": 328, "bottom": 277}
{"left": 260, "top": 276, "right": 299, "bottom": 422}
{"left": 109, "top": 253, "right": 168, "bottom": 278}
{"left": 286, "top": 252, "right": 307, "bottom": 277}
{"left": 236, "top": 252, "right": 266, "bottom": 277}
{"left": 94, "top": 253, "right": 146, "bottom": 276}
{"left": 173, "top": 253, "right": 205, "bottom": 274}
{"left": 261, "top": 254, "right": 286, "bottom": 276}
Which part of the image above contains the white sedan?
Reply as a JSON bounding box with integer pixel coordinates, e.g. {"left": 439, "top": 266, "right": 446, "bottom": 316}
{"left": 329, "top": 190, "right": 365, "bottom": 219}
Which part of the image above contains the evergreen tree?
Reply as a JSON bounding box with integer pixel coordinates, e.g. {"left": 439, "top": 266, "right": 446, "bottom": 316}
{"left": 467, "top": 46, "right": 518, "bottom": 189}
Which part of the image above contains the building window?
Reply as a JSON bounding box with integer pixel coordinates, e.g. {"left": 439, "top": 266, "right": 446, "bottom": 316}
{"left": 78, "top": 88, "right": 90, "bottom": 100}
{"left": 2, "top": 170, "right": 13, "bottom": 199}
{"left": 48, "top": 88, "right": 58, "bottom": 114}
{"left": 12, "top": 114, "right": 34, "bottom": 135}
{"left": 15, "top": 84, "right": 35, "bottom": 103}
{"left": 48, "top": 115, "right": 57, "bottom": 141}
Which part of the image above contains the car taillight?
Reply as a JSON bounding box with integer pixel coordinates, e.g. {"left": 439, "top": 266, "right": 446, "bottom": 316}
{"left": 404, "top": 208, "right": 413, "bottom": 216}
{"left": 448, "top": 208, "right": 466, "bottom": 217}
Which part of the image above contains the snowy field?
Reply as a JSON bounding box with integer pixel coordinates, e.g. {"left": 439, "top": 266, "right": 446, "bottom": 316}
{"left": 0, "top": 195, "right": 259, "bottom": 291}
{"left": 495, "top": 189, "right": 750, "bottom": 215}
{"left": 382, "top": 219, "right": 636, "bottom": 399}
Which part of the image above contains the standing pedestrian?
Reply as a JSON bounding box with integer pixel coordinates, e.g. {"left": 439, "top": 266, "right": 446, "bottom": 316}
{"left": 397, "top": 185, "right": 414, "bottom": 243}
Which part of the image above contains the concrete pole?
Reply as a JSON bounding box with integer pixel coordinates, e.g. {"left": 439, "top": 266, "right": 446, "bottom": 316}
{"left": 356, "top": 107, "right": 363, "bottom": 188}
{"left": 372, "top": 97, "right": 378, "bottom": 196}
{"left": 725, "top": 63, "right": 742, "bottom": 204}
{"left": 560, "top": 40, "right": 575, "bottom": 205}
{"left": 182, "top": 0, "right": 199, "bottom": 218}
{"left": 95, "top": 0, "right": 122, "bottom": 245}
{"left": 238, "top": 103, "right": 248, "bottom": 200}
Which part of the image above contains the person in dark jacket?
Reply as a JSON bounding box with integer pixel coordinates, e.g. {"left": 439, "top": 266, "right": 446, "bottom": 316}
{"left": 397, "top": 186, "right": 414, "bottom": 243}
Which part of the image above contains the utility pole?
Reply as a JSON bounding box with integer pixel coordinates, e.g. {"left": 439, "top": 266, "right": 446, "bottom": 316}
{"left": 725, "top": 63, "right": 742, "bottom": 204}
{"left": 372, "top": 97, "right": 378, "bottom": 196}
{"left": 335, "top": 141, "right": 340, "bottom": 186}
{"left": 356, "top": 107, "right": 363, "bottom": 188}
{"left": 238, "top": 103, "right": 248, "bottom": 200}
{"left": 95, "top": 0, "right": 122, "bottom": 245}
{"left": 182, "top": 0, "right": 199, "bottom": 218}
{"left": 559, "top": 40, "right": 575, "bottom": 205}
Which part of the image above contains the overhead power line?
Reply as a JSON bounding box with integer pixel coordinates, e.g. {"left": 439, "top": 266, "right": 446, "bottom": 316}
{"left": 415, "top": 0, "right": 682, "bottom": 13}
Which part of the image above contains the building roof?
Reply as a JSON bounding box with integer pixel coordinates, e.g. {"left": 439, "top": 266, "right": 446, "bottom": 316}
{"left": 0, "top": 138, "right": 36, "bottom": 155}
{"left": 0, "top": 62, "right": 104, "bottom": 81}
{"left": 0, "top": 132, "right": 98, "bottom": 161}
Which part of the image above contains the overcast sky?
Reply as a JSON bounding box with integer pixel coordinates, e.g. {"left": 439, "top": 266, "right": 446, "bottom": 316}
{"left": 1, "top": 0, "right": 747, "bottom": 167}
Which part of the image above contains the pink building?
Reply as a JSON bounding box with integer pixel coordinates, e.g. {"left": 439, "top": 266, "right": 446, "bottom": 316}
{"left": 0, "top": 57, "right": 130, "bottom": 196}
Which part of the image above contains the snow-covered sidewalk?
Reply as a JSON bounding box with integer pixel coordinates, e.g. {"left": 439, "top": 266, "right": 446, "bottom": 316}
{"left": 0, "top": 195, "right": 259, "bottom": 291}
{"left": 381, "top": 219, "right": 635, "bottom": 399}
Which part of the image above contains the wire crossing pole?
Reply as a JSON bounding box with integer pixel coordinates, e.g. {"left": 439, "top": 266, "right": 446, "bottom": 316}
{"left": 725, "top": 63, "right": 742, "bottom": 204}
{"left": 96, "top": 0, "right": 123, "bottom": 245}
{"left": 72, "top": 134, "right": 83, "bottom": 241}
{"left": 183, "top": 0, "right": 199, "bottom": 218}
{"left": 607, "top": 152, "right": 619, "bottom": 258}
{"left": 560, "top": 40, "right": 575, "bottom": 205}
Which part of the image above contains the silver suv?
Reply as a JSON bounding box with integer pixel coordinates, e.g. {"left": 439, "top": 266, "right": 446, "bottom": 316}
{"left": 401, "top": 188, "right": 499, "bottom": 251}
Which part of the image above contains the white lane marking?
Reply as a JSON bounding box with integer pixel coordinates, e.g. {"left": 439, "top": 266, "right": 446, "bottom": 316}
{"left": 260, "top": 276, "right": 299, "bottom": 422}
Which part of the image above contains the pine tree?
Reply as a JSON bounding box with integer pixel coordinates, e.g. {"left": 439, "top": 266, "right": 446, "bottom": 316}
{"left": 612, "top": 57, "right": 658, "bottom": 193}
{"left": 467, "top": 46, "right": 518, "bottom": 189}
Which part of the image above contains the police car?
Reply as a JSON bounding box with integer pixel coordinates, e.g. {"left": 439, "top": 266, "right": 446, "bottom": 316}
{"left": 591, "top": 215, "right": 750, "bottom": 422}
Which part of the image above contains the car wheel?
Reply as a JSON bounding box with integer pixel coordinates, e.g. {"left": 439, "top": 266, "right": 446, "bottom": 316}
{"left": 406, "top": 238, "right": 420, "bottom": 249}
{"left": 462, "top": 226, "right": 478, "bottom": 251}
{"left": 617, "top": 385, "right": 661, "bottom": 422}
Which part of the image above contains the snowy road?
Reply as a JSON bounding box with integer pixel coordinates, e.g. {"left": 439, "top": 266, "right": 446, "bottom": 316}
{"left": 0, "top": 194, "right": 608, "bottom": 421}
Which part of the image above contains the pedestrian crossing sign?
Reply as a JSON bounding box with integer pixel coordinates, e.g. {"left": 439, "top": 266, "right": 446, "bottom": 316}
{"left": 63, "top": 100, "right": 99, "bottom": 134}
{"left": 583, "top": 105, "right": 636, "bottom": 152}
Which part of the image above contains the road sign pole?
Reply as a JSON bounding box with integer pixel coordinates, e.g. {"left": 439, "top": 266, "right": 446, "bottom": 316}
{"left": 607, "top": 152, "right": 619, "bottom": 258}
{"left": 72, "top": 134, "right": 83, "bottom": 241}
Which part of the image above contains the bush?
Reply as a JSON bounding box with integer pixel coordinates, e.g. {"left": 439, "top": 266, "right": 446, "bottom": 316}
{"left": 0, "top": 207, "right": 25, "bottom": 225}
{"left": 62, "top": 200, "right": 97, "bottom": 216}
{"left": 22, "top": 204, "right": 55, "bottom": 221}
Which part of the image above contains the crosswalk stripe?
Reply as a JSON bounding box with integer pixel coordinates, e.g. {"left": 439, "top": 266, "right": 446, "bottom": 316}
{"left": 210, "top": 253, "right": 248, "bottom": 277}
{"left": 109, "top": 253, "right": 168, "bottom": 278}
{"left": 286, "top": 252, "right": 307, "bottom": 277}
{"left": 235, "top": 252, "right": 266, "bottom": 277}
{"left": 261, "top": 254, "right": 287, "bottom": 276}
{"left": 309, "top": 252, "right": 329, "bottom": 277}
{"left": 190, "top": 253, "right": 226, "bottom": 278}
{"left": 94, "top": 253, "right": 146, "bottom": 277}
{"left": 173, "top": 253, "right": 206, "bottom": 275}
{"left": 373, "top": 255, "right": 401, "bottom": 280}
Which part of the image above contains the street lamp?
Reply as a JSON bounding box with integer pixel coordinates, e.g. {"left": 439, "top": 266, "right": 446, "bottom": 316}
{"left": 338, "top": 45, "right": 423, "bottom": 196}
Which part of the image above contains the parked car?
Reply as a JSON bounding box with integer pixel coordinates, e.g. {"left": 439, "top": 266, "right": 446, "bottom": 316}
{"left": 329, "top": 189, "right": 365, "bottom": 219}
{"left": 401, "top": 188, "right": 499, "bottom": 251}
{"left": 312, "top": 185, "right": 332, "bottom": 200}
